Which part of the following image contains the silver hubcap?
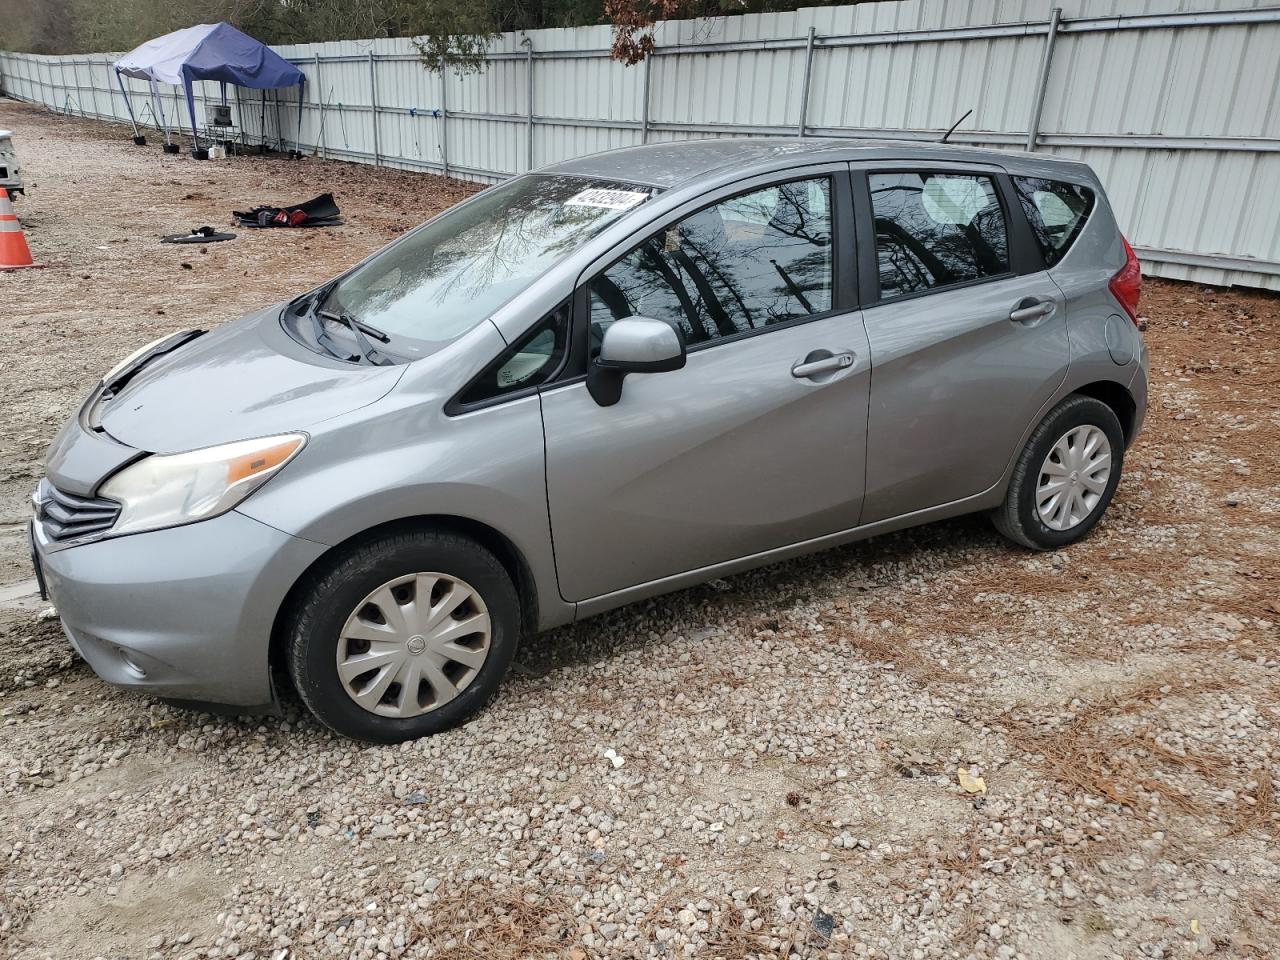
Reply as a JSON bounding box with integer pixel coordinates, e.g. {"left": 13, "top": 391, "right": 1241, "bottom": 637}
{"left": 336, "top": 572, "right": 491, "bottom": 718}
{"left": 1036, "top": 424, "right": 1112, "bottom": 531}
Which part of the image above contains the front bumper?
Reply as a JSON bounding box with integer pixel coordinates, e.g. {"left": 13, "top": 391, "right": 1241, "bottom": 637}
{"left": 33, "top": 509, "right": 327, "bottom": 708}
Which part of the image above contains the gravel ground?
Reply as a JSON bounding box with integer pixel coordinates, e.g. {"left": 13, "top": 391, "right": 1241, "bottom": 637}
{"left": 0, "top": 101, "right": 1277, "bottom": 960}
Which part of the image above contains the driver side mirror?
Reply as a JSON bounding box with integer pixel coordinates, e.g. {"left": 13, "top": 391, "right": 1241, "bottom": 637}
{"left": 587, "top": 317, "right": 687, "bottom": 407}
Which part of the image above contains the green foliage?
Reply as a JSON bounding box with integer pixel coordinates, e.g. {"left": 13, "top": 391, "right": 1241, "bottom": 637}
{"left": 0, "top": 0, "right": 867, "bottom": 69}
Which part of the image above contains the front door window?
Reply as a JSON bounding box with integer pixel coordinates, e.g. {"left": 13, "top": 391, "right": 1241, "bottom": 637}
{"left": 588, "top": 177, "right": 834, "bottom": 353}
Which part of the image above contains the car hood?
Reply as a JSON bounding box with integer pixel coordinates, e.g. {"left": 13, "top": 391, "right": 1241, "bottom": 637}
{"left": 46, "top": 307, "right": 404, "bottom": 495}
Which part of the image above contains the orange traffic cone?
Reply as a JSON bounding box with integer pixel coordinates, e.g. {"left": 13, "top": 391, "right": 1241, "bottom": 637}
{"left": 0, "top": 191, "right": 40, "bottom": 271}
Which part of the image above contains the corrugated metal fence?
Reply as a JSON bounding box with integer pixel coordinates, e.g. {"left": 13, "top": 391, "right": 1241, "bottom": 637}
{"left": 2, "top": 0, "right": 1279, "bottom": 289}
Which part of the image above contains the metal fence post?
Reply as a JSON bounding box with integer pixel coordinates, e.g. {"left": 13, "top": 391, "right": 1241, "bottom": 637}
{"left": 1026, "top": 7, "right": 1062, "bottom": 151}
{"left": 368, "top": 50, "right": 381, "bottom": 166}
{"left": 88, "top": 58, "right": 97, "bottom": 116}
{"left": 439, "top": 57, "right": 450, "bottom": 178}
{"left": 314, "top": 53, "right": 326, "bottom": 159}
{"left": 103, "top": 58, "right": 114, "bottom": 118}
{"left": 640, "top": 54, "right": 652, "bottom": 144}
{"left": 68, "top": 57, "right": 82, "bottom": 114}
{"left": 86, "top": 58, "right": 101, "bottom": 118}
{"left": 525, "top": 38, "right": 535, "bottom": 171}
{"left": 797, "top": 26, "right": 816, "bottom": 137}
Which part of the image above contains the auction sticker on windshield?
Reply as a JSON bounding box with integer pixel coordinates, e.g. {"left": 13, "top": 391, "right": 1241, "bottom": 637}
{"left": 564, "top": 188, "right": 649, "bottom": 210}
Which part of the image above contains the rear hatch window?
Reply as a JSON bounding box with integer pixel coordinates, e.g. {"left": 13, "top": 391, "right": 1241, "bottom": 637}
{"left": 1012, "top": 177, "right": 1095, "bottom": 267}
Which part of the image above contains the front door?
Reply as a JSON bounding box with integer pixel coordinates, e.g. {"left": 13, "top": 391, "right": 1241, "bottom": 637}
{"left": 541, "top": 171, "right": 871, "bottom": 603}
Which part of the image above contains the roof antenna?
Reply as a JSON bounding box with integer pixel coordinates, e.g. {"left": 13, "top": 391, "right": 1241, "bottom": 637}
{"left": 939, "top": 108, "right": 973, "bottom": 144}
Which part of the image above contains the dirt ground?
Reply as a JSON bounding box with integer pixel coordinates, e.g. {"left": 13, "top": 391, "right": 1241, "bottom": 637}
{"left": 0, "top": 100, "right": 1277, "bottom": 960}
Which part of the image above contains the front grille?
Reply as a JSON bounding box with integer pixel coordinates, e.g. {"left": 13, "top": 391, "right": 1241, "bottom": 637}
{"left": 35, "top": 478, "right": 120, "bottom": 541}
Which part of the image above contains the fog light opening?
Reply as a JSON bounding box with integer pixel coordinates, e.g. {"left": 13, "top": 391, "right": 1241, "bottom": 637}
{"left": 118, "top": 649, "right": 147, "bottom": 680}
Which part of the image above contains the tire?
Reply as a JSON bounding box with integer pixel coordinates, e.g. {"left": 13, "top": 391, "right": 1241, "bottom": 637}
{"left": 992, "top": 394, "right": 1125, "bottom": 551}
{"left": 287, "top": 529, "right": 520, "bottom": 742}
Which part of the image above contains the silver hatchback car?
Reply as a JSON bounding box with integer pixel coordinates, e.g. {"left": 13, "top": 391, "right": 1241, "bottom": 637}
{"left": 32, "top": 139, "right": 1147, "bottom": 741}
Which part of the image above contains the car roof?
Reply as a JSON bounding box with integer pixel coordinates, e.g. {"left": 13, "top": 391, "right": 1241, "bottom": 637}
{"left": 541, "top": 137, "right": 1090, "bottom": 189}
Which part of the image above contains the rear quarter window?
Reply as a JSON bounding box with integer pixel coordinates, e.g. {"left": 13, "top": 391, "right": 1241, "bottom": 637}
{"left": 1012, "top": 177, "right": 1095, "bottom": 267}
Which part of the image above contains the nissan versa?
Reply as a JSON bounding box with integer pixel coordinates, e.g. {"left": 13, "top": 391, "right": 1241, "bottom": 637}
{"left": 31, "top": 139, "right": 1147, "bottom": 742}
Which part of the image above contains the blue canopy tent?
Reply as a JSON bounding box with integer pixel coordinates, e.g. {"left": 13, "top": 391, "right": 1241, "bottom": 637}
{"left": 114, "top": 23, "right": 304, "bottom": 158}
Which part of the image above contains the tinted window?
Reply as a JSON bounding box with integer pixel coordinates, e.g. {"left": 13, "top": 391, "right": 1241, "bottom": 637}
{"left": 588, "top": 177, "right": 833, "bottom": 354}
{"left": 456, "top": 304, "right": 569, "bottom": 406}
{"left": 1013, "top": 177, "right": 1095, "bottom": 266}
{"left": 869, "top": 172, "right": 1009, "bottom": 300}
{"left": 323, "top": 176, "right": 653, "bottom": 355}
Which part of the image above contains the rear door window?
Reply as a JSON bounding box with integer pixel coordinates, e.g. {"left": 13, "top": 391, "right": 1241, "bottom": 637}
{"left": 1012, "top": 177, "right": 1095, "bottom": 266}
{"left": 868, "top": 172, "right": 1010, "bottom": 300}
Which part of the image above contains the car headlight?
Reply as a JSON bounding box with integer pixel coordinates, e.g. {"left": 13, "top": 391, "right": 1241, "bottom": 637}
{"left": 100, "top": 434, "right": 306, "bottom": 536}
{"left": 103, "top": 335, "right": 172, "bottom": 384}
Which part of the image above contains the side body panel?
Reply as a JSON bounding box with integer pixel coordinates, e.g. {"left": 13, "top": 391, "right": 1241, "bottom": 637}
{"left": 855, "top": 160, "right": 1072, "bottom": 523}
{"left": 860, "top": 272, "right": 1069, "bottom": 522}
{"left": 1041, "top": 181, "right": 1147, "bottom": 437}
{"left": 237, "top": 321, "right": 577, "bottom": 632}
{"left": 541, "top": 313, "right": 871, "bottom": 602}
{"left": 571, "top": 155, "right": 1145, "bottom": 622}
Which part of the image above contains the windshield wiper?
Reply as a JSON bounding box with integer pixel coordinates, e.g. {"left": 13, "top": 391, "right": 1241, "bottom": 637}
{"left": 299, "top": 294, "right": 358, "bottom": 362}
{"left": 318, "top": 309, "right": 390, "bottom": 344}
{"left": 318, "top": 309, "right": 394, "bottom": 366}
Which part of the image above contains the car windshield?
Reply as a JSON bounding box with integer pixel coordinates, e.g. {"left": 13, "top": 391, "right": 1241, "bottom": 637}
{"left": 318, "top": 175, "right": 655, "bottom": 353}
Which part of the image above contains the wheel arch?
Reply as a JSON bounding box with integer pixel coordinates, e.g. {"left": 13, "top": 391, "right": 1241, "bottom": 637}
{"left": 1071, "top": 379, "right": 1137, "bottom": 446}
{"left": 993, "top": 374, "right": 1139, "bottom": 509}
{"left": 268, "top": 514, "right": 542, "bottom": 690}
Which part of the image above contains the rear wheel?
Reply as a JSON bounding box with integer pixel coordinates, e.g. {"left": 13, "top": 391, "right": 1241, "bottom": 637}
{"left": 992, "top": 394, "right": 1125, "bottom": 550}
{"left": 287, "top": 529, "right": 519, "bottom": 742}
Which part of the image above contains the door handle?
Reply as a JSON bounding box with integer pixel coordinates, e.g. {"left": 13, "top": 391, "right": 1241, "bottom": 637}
{"left": 1010, "top": 298, "right": 1056, "bottom": 323}
{"left": 791, "top": 351, "right": 855, "bottom": 379}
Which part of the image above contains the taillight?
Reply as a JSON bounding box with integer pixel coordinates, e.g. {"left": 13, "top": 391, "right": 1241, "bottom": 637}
{"left": 1109, "top": 235, "right": 1142, "bottom": 327}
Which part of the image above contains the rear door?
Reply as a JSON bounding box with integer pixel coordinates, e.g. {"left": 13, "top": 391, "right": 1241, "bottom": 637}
{"left": 854, "top": 164, "right": 1069, "bottom": 523}
{"left": 541, "top": 167, "right": 871, "bottom": 603}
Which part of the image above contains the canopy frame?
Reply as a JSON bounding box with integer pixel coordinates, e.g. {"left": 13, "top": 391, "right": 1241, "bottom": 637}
{"left": 114, "top": 22, "right": 304, "bottom": 158}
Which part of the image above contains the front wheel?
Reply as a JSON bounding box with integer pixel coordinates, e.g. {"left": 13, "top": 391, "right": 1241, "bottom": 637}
{"left": 992, "top": 394, "right": 1125, "bottom": 550}
{"left": 286, "top": 529, "right": 520, "bottom": 742}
